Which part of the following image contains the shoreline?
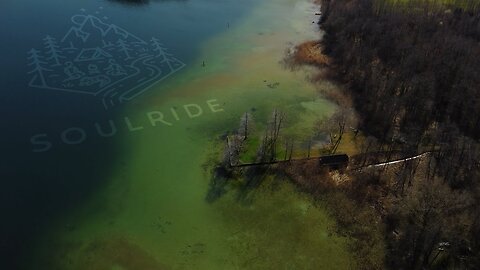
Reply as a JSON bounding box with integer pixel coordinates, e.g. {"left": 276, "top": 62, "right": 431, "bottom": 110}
{"left": 29, "top": 0, "right": 358, "bottom": 269}
{"left": 291, "top": 0, "right": 480, "bottom": 268}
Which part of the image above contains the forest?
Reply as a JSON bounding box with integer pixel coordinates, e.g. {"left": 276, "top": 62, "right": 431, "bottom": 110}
{"left": 317, "top": 0, "right": 480, "bottom": 268}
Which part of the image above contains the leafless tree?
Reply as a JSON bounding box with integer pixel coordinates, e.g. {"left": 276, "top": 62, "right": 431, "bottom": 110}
{"left": 316, "top": 107, "right": 357, "bottom": 154}
{"left": 238, "top": 112, "right": 254, "bottom": 140}
{"left": 389, "top": 176, "right": 473, "bottom": 269}
{"left": 257, "top": 109, "right": 285, "bottom": 162}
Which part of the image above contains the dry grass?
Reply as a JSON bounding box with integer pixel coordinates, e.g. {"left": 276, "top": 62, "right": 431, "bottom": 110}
{"left": 293, "top": 41, "right": 331, "bottom": 67}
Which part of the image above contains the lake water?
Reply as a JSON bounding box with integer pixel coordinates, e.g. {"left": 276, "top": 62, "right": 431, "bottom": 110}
{"left": 0, "top": 0, "right": 354, "bottom": 269}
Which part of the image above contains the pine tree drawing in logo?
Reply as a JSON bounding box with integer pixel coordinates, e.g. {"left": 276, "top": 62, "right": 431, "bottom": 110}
{"left": 117, "top": 39, "right": 133, "bottom": 60}
{"left": 151, "top": 37, "right": 182, "bottom": 71}
{"left": 44, "top": 35, "right": 65, "bottom": 66}
{"left": 151, "top": 38, "right": 167, "bottom": 58}
{"left": 28, "top": 48, "right": 51, "bottom": 87}
{"left": 27, "top": 11, "right": 186, "bottom": 109}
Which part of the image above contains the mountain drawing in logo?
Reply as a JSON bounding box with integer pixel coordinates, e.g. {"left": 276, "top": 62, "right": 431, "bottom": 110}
{"left": 27, "top": 12, "right": 186, "bottom": 109}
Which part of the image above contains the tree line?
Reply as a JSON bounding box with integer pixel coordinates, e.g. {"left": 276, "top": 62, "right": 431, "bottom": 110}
{"left": 318, "top": 0, "right": 480, "bottom": 268}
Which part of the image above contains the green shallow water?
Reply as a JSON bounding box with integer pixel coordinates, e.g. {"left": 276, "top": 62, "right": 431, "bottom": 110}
{"left": 31, "top": 0, "right": 355, "bottom": 269}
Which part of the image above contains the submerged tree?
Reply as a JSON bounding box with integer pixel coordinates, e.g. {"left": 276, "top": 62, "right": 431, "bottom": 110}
{"left": 257, "top": 109, "right": 285, "bottom": 162}
{"left": 238, "top": 112, "right": 254, "bottom": 140}
{"left": 224, "top": 134, "right": 244, "bottom": 166}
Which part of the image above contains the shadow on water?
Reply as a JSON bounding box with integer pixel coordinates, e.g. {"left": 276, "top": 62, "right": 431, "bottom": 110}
{"left": 205, "top": 166, "right": 232, "bottom": 203}
{"left": 237, "top": 166, "right": 270, "bottom": 203}
{"left": 206, "top": 164, "right": 273, "bottom": 205}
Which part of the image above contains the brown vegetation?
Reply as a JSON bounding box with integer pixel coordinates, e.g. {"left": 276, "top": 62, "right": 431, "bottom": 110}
{"left": 290, "top": 41, "right": 331, "bottom": 67}
{"left": 278, "top": 160, "right": 385, "bottom": 269}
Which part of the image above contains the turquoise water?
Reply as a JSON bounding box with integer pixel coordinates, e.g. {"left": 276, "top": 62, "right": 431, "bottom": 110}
{"left": 0, "top": 0, "right": 355, "bottom": 269}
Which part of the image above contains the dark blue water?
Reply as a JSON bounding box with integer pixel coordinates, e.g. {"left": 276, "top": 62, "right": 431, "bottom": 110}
{"left": 0, "top": 0, "right": 255, "bottom": 268}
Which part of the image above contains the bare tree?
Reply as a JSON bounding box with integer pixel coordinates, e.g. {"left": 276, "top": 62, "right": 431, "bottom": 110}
{"left": 331, "top": 107, "right": 357, "bottom": 153}
{"left": 283, "top": 137, "right": 295, "bottom": 161}
{"left": 257, "top": 109, "right": 285, "bottom": 162}
{"left": 238, "top": 112, "right": 254, "bottom": 140}
{"left": 225, "top": 135, "right": 244, "bottom": 166}
{"left": 389, "top": 176, "right": 473, "bottom": 269}
{"left": 316, "top": 107, "right": 357, "bottom": 154}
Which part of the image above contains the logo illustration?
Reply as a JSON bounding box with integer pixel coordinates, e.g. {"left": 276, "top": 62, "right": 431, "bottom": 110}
{"left": 27, "top": 9, "right": 186, "bottom": 109}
